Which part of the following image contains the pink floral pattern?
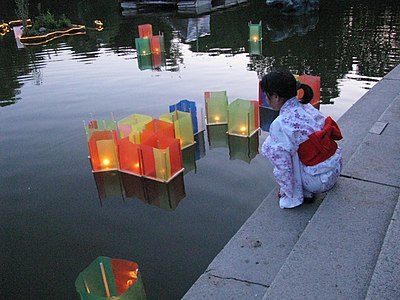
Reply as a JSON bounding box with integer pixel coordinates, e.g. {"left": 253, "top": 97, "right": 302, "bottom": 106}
{"left": 261, "top": 97, "right": 342, "bottom": 208}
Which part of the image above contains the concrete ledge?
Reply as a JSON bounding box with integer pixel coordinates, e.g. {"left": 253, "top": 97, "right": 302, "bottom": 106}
{"left": 366, "top": 194, "right": 400, "bottom": 299}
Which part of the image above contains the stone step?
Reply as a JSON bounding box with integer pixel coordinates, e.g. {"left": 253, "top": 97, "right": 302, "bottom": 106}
{"left": 365, "top": 194, "right": 400, "bottom": 299}
{"left": 182, "top": 189, "right": 323, "bottom": 299}
{"left": 262, "top": 178, "right": 399, "bottom": 299}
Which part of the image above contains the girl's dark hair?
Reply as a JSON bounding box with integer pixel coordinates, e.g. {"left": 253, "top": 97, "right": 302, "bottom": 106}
{"left": 261, "top": 69, "right": 314, "bottom": 104}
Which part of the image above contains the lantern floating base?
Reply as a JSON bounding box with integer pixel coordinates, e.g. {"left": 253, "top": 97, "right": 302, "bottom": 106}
{"left": 181, "top": 140, "right": 196, "bottom": 150}
{"left": 88, "top": 156, "right": 119, "bottom": 173}
{"left": 226, "top": 127, "right": 260, "bottom": 138}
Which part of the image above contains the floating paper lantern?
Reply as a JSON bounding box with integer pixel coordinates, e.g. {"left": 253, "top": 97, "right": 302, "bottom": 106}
{"left": 75, "top": 256, "right": 146, "bottom": 300}
{"left": 150, "top": 35, "right": 166, "bottom": 68}
{"left": 87, "top": 130, "right": 119, "bottom": 172}
{"left": 296, "top": 74, "right": 321, "bottom": 109}
{"left": 207, "top": 124, "right": 228, "bottom": 149}
{"left": 138, "top": 24, "right": 153, "bottom": 38}
{"left": 140, "top": 119, "right": 175, "bottom": 143}
{"left": 85, "top": 119, "right": 118, "bottom": 140}
{"left": 248, "top": 22, "right": 262, "bottom": 55}
{"left": 93, "top": 171, "right": 123, "bottom": 203}
{"left": 140, "top": 133, "right": 183, "bottom": 182}
{"left": 169, "top": 99, "right": 199, "bottom": 134}
{"left": 227, "top": 99, "right": 259, "bottom": 137}
{"left": 118, "top": 137, "right": 143, "bottom": 176}
{"left": 160, "top": 110, "right": 195, "bottom": 149}
{"left": 259, "top": 106, "right": 279, "bottom": 132}
{"left": 228, "top": 134, "right": 259, "bottom": 164}
{"left": 118, "top": 114, "right": 153, "bottom": 144}
{"left": 143, "top": 172, "right": 186, "bottom": 211}
{"left": 204, "top": 91, "right": 228, "bottom": 125}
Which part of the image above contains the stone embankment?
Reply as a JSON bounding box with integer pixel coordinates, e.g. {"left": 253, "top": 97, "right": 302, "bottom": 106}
{"left": 183, "top": 64, "right": 400, "bottom": 299}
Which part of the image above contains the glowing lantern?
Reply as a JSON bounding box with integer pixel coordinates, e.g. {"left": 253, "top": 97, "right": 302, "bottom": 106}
{"left": 140, "top": 133, "right": 183, "bottom": 182}
{"left": 227, "top": 99, "right": 259, "bottom": 137}
{"left": 150, "top": 35, "right": 166, "bottom": 68}
{"left": 248, "top": 22, "right": 262, "bottom": 55}
{"left": 207, "top": 124, "right": 228, "bottom": 149}
{"left": 228, "top": 134, "right": 259, "bottom": 164}
{"left": 143, "top": 172, "right": 186, "bottom": 211}
{"left": 140, "top": 119, "right": 175, "bottom": 143}
{"left": 138, "top": 24, "right": 153, "bottom": 38}
{"left": 204, "top": 91, "right": 228, "bottom": 125}
{"left": 75, "top": 256, "right": 146, "bottom": 300}
{"left": 118, "top": 137, "right": 143, "bottom": 176}
{"left": 160, "top": 110, "right": 195, "bottom": 149}
{"left": 259, "top": 106, "right": 279, "bottom": 132}
{"left": 87, "top": 130, "right": 119, "bottom": 172}
{"left": 169, "top": 99, "right": 199, "bottom": 134}
{"left": 296, "top": 74, "right": 321, "bottom": 109}
{"left": 93, "top": 171, "right": 123, "bottom": 204}
{"left": 117, "top": 114, "right": 152, "bottom": 144}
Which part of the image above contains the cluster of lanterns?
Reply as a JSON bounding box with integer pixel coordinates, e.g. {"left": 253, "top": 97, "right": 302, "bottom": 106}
{"left": 85, "top": 99, "right": 203, "bottom": 183}
{"left": 135, "top": 24, "right": 166, "bottom": 70}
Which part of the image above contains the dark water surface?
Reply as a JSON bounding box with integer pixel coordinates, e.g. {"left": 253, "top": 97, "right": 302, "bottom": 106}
{"left": 1, "top": 0, "right": 399, "bottom": 299}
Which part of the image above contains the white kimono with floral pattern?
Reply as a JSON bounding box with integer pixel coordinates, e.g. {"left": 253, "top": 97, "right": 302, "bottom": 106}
{"left": 261, "top": 97, "right": 342, "bottom": 209}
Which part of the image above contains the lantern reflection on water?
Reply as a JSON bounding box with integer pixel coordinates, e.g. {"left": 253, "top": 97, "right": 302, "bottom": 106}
{"left": 182, "top": 143, "right": 197, "bottom": 174}
{"left": 248, "top": 21, "right": 262, "bottom": 55}
{"left": 138, "top": 24, "right": 152, "bottom": 38}
{"left": 204, "top": 91, "right": 228, "bottom": 125}
{"left": 228, "top": 133, "right": 260, "bottom": 164}
{"left": 93, "top": 171, "right": 123, "bottom": 204}
{"left": 227, "top": 99, "right": 259, "bottom": 137}
{"left": 75, "top": 256, "right": 146, "bottom": 300}
{"left": 207, "top": 124, "right": 228, "bottom": 149}
{"left": 194, "top": 130, "right": 206, "bottom": 161}
{"left": 160, "top": 110, "right": 195, "bottom": 149}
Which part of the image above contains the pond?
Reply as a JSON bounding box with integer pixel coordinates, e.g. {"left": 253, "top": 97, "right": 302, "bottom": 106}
{"left": 0, "top": 0, "right": 399, "bottom": 299}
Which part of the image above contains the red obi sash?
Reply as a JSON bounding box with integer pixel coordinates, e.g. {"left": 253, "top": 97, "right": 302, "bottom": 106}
{"left": 298, "top": 117, "right": 343, "bottom": 166}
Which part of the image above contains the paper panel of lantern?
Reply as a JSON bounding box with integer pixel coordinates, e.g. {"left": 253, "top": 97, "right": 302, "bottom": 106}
{"left": 160, "top": 110, "right": 195, "bottom": 149}
{"left": 227, "top": 99, "right": 259, "bottom": 137}
{"left": 140, "top": 133, "right": 183, "bottom": 182}
{"left": 248, "top": 22, "right": 262, "bottom": 55}
{"left": 204, "top": 91, "right": 228, "bottom": 125}
{"left": 118, "top": 137, "right": 143, "bottom": 176}
{"left": 85, "top": 119, "right": 118, "bottom": 140}
{"left": 228, "top": 134, "right": 259, "bottom": 164}
{"left": 118, "top": 114, "right": 153, "bottom": 144}
{"left": 140, "top": 119, "right": 175, "bottom": 143}
{"left": 75, "top": 256, "right": 146, "bottom": 300}
{"left": 169, "top": 99, "right": 199, "bottom": 134}
{"left": 296, "top": 74, "right": 321, "bottom": 109}
{"left": 87, "top": 130, "right": 119, "bottom": 172}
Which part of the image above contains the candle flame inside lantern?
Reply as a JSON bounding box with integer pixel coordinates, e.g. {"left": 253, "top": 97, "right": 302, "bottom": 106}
{"left": 240, "top": 126, "right": 247, "bottom": 133}
{"left": 134, "top": 162, "right": 140, "bottom": 169}
{"left": 214, "top": 116, "right": 220, "bottom": 122}
{"left": 252, "top": 36, "right": 258, "bottom": 42}
{"left": 155, "top": 48, "right": 159, "bottom": 53}
{"left": 103, "top": 158, "right": 110, "bottom": 166}
{"left": 142, "top": 50, "right": 146, "bottom": 55}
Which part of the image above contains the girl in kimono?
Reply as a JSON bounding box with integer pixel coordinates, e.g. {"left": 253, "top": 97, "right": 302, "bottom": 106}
{"left": 260, "top": 70, "right": 343, "bottom": 209}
